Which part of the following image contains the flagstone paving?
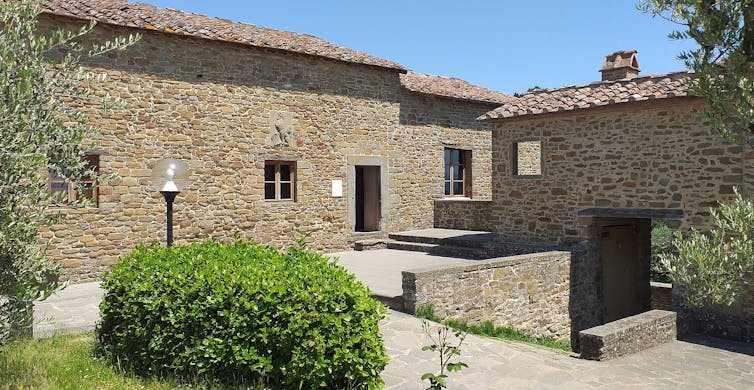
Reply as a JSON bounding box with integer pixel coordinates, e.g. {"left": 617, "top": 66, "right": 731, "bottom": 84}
{"left": 382, "top": 310, "right": 754, "bottom": 389}
{"left": 34, "top": 282, "right": 754, "bottom": 389}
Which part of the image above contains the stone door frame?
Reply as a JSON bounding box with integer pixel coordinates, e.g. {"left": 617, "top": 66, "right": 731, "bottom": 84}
{"left": 347, "top": 155, "right": 389, "bottom": 233}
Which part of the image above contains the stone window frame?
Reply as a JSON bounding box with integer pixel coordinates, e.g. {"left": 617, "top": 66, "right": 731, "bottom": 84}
{"left": 264, "top": 160, "right": 296, "bottom": 202}
{"left": 444, "top": 147, "right": 472, "bottom": 198}
{"left": 49, "top": 153, "right": 100, "bottom": 207}
{"left": 512, "top": 138, "right": 544, "bottom": 179}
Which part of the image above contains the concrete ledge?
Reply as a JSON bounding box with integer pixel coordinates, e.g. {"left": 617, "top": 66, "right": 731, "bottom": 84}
{"left": 579, "top": 310, "right": 677, "bottom": 361}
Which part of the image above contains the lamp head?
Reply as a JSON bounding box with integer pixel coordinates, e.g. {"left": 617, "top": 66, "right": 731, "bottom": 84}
{"left": 150, "top": 158, "right": 189, "bottom": 192}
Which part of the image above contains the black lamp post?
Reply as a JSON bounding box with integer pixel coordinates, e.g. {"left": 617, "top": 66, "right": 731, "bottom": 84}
{"left": 151, "top": 159, "right": 188, "bottom": 247}
{"left": 161, "top": 190, "right": 179, "bottom": 247}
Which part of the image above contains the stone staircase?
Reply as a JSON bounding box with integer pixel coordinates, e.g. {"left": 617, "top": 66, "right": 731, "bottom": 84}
{"left": 354, "top": 228, "right": 496, "bottom": 259}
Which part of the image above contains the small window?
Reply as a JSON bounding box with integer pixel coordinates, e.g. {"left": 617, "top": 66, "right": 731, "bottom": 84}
{"left": 49, "top": 154, "right": 100, "bottom": 206}
{"left": 513, "top": 140, "right": 542, "bottom": 176}
{"left": 264, "top": 161, "right": 296, "bottom": 201}
{"left": 444, "top": 148, "right": 469, "bottom": 197}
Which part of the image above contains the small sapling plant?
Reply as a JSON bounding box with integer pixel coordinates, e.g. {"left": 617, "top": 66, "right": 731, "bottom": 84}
{"left": 421, "top": 319, "right": 468, "bottom": 389}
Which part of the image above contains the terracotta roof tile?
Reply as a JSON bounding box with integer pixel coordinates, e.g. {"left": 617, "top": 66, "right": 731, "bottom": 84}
{"left": 480, "top": 71, "right": 694, "bottom": 120}
{"left": 42, "top": 0, "right": 406, "bottom": 71}
{"left": 400, "top": 72, "right": 515, "bottom": 105}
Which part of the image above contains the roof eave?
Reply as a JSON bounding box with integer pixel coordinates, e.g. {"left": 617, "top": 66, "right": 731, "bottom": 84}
{"left": 40, "top": 10, "right": 408, "bottom": 73}
{"left": 480, "top": 94, "right": 702, "bottom": 123}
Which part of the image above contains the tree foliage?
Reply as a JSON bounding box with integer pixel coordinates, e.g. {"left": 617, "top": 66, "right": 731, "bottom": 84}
{"left": 661, "top": 188, "right": 754, "bottom": 308}
{"left": 640, "top": 0, "right": 754, "bottom": 143}
{"left": 0, "top": 0, "right": 138, "bottom": 342}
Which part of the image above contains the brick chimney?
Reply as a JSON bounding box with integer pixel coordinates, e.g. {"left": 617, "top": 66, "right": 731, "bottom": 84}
{"left": 600, "top": 50, "right": 640, "bottom": 81}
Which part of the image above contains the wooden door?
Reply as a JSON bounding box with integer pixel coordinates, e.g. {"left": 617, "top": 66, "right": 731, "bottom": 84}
{"left": 602, "top": 225, "right": 641, "bottom": 322}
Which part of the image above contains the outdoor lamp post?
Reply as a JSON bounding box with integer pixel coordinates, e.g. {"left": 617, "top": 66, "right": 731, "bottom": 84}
{"left": 150, "top": 159, "right": 189, "bottom": 247}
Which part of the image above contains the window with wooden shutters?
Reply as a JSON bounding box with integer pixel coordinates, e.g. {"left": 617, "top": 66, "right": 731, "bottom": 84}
{"left": 264, "top": 161, "right": 295, "bottom": 201}
{"left": 444, "top": 148, "right": 470, "bottom": 197}
{"left": 49, "top": 154, "right": 100, "bottom": 206}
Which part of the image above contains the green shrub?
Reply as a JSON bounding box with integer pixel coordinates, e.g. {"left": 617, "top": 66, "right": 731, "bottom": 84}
{"left": 662, "top": 188, "right": 754, "bottom": 308}
{"left": 96, "top": 239, "right": 388, "bottom": 389}
{"left": 650, "top": 219, "right": 673, "bottom": 283}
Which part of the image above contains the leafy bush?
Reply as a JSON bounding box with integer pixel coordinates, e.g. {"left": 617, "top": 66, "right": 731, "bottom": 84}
{"left": 96, "top": 239, "right": 388, "bottom": 389}
{"left": 650, "top": 219, "right": 673, "bottom": 283}
{"left": 662, "top": 189, "right": 754, "bottom": 308}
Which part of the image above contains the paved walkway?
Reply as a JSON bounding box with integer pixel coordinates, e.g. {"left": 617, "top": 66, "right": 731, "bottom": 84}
{"left": 33, "top": 281, "right": 754, "bottom": 389}
{"left": 333, "top": 249, "right": 473, "bottom": 297}
{"left": 383, "top": 310, "right": 754, "bottom": 389}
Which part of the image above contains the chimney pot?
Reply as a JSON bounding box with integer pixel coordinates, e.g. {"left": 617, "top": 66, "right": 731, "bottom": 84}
{"left": 600, "top": 50, "right": 640, "bottom": 81}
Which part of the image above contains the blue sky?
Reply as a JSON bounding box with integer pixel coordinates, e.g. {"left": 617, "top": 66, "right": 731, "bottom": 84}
{"left": 140, "top": 0, "right": 697, "bottom": 95}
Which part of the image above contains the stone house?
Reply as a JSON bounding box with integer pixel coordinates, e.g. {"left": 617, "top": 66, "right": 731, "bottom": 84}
{"left": 436, "top": 50, "right": 754, "bottom": 341}
{"left": 39, "top": 0, "right": 513, "bottom": 281}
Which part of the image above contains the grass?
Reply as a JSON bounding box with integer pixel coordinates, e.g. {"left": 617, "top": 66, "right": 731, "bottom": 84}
{"left": 0, "top": 333, "right": 277, "bottom": 390}
{"left": 0, "top": 333, "right": 176, "bottom": 390}
{"left": 416, "top": 304, "right": 572, "bottom": 352}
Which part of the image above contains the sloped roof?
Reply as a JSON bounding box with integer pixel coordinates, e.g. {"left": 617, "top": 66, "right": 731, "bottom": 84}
{"left": 42, "top": 0, "right": 406, "bottom": 71}
{"left": 481, "top": 70, "right": 695, "bottom": 120}
{"left": 400, "top": 72, "right": 514, "bottom": 105}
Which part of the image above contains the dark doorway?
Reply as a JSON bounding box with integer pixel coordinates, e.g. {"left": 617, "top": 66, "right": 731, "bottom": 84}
{"left": 355, "top": 165, "right": 381, "bottom": 232}
{"left": 600, "top": 218, "right": 651, "bottom": 323}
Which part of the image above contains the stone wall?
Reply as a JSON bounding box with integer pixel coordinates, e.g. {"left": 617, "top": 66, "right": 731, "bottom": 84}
{"left": 487, "top": 98, "right": 751, "bottom": 243}
{"left": 650, "top": 282, "right": 672, "bottom": 310}
{"left": 579, "top": 310, "right": 677, "bottom": 361}
{"left": 483, "top": 98, "right": 754, "bottom": 344}
{"left": 675, "top": 283, "right": 754, "bottom": 342}
{"left": 402, "top": 251, "right": 571, "bottom": 340}
{"left": 392, "top": 92, "right": 494, "bottom": 231}
{"left": 515, "top": 140, "right": 542, "bottom": 176}
{"left": 38, "top": 15, "right": 494, "bottom": 281}
{"left": 433, "top": 199, "right": 492, "bottom": 231}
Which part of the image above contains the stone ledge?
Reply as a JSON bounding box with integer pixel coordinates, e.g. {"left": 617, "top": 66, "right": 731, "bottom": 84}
{"left": 433, "top": 198, "right": 492, "bottom": 203}
{"left": 353, "top": 238, "right": 389, "bottom": 251}
{"left": 579, "top": 310, "right": 677, "bottom": 361}
{"left": 403, "top": 250, "right": 570, "bottom": 278}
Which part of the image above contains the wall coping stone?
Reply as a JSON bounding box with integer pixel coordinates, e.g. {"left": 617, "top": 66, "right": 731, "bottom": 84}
{"left": 579, "top": 309, "right": 677, "bottom": 361}
{"left": 403, "top": 250, "right": 570, "bottom": 278}
{"left": 650, "top": 281, "right": 672, "bottom": 289}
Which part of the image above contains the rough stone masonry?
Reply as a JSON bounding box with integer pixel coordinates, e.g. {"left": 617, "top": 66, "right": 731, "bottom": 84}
{"left": 36, "top": 11, "right": 503, "bottom": 281}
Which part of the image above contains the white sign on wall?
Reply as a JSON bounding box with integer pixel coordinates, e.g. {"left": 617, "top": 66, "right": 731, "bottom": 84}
{"left": 332, "top": 180, "right": 343, "bottom": 197}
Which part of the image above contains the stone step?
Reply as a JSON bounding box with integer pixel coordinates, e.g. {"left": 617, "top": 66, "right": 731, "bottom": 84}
{"left": 388, "top": 232, "right": 443, "bottom": 245}
{"left": 372, "top": 293, "right": 404, "bottom": 312}
{"left": 386, "top": 240, "right": 485, "bottom": 259}
{"left": 386, "top": 240, "right": 436, "bottom": 253}
{"left": 388, "top": 231, "right": 494, "bottom": 248}
{"left": 354, "top": 238, "right": 389, "bottom": 251}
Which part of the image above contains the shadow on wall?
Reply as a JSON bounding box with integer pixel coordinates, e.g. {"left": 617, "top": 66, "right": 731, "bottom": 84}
{"left": 567, "top": 240, "right": 602, "bottom": 352}
{"left": 398, "top": 91, "right": 499, "bottom": 130}
{"left": 42, "top": 15, "right": 403, "bottom": 103}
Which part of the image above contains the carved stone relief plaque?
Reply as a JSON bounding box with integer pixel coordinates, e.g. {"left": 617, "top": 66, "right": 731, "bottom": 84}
{"left": 269, "top": 111, "right": 295, "bottom": 147}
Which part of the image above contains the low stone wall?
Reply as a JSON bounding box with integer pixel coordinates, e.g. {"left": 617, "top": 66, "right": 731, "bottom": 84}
{"left": 579, "top": 310, "right": 677, "bottom": 361}
{"left": 433, "top": 199, "right": 492, "bottom": 231}
{"left": 402, "top": 251, "right": 571, "bottom": 340}
{"left": 650, "top": 282, "right": 672, "bottom": 310}
{"left": 673, "top": 283, "right": 754, "bottom": 342}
